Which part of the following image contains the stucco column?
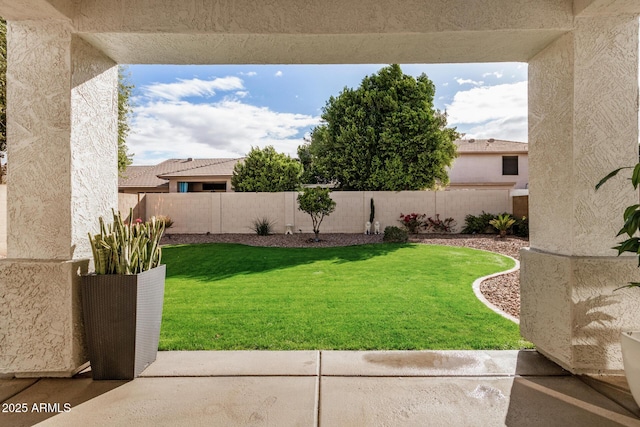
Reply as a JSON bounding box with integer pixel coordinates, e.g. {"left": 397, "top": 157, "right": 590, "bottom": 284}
{"left": 0, "top": 21, "right": 118, "bottom": 377}
{"left": 523, "top": 15, "right": 640, "bottom": 374}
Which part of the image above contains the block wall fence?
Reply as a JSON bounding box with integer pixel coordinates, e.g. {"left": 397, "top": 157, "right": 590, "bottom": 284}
{"left": 141, "top": 189, "right": 514, "bottom": 235}
{"left": 0, "top": 188, "right": 521, "bottom": 254}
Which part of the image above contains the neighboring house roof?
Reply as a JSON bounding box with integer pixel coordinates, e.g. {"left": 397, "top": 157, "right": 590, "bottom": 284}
{"left": 454, "top": 138, "right": 528, "bottom": 154}
{"left": 157, "top": 158, "right": 242, "bottom": 178}
{"left": 119, "top": 158, "right": 243, "bottom": 189}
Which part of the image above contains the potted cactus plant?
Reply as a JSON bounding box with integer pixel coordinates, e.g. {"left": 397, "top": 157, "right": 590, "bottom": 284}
{"left": 82, "top": 209, "right": 166, "bottom": 380}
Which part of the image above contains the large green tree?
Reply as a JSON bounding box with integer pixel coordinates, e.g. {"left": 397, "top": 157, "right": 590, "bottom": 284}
{"left": 117, "top": 66, "right": 134, "bottom": 174}
{"left": 232, "top": 146, "right": 302, "bottom": 192}
{"left": 301, "top": 64, "right": 459, "bottom": 190}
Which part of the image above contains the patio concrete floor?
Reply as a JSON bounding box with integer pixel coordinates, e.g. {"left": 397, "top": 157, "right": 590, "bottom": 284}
{"left": 1, "top": 350, "right": 639, "bottom": 426}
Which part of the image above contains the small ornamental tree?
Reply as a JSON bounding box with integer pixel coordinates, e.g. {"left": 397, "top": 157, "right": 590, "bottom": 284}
{"left": 297, "top": 187, "right": 336, "bottom": 241}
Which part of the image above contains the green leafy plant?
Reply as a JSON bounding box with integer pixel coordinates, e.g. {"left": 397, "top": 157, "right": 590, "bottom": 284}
{"left": 426, "top": 214, "right": 457, "bottom": 233}
{"left": 297, "top": 188, "right": 336, "bottom": 241}
{"left": 88, "top": 209, "right": 165, "bottom": 275}
{"left": 251, "top": 217, "right": 275, "bottom": 236}
{"left": 399, "top": 213, "right": 427, "bottom": 234}
{"left": 383, "top": 226, "right": 408, "bottom": 243}
{"left": 596, "top": 163, "right": 640, "bottom": 289}
{"left": 489, "top": 214, "right": 516, "bottom": 238}
{"left": 462, "top": 211, "right": 497, "bottom": 234}
{"left": 512, "top": 216, "right": 529, "bottom": 238}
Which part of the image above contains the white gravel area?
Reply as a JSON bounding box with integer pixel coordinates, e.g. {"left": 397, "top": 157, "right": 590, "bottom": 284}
{"left": 161, "top": 232, "right": 528, "bottom": 319}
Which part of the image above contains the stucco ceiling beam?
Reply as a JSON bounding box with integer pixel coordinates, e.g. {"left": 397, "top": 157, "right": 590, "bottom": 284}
{"left": 80, "top": 30, "right": 568, "bottom": 65}
{"left": 73, "top": 0, "right": 573, "bottom": 35}
{"left": 0, "top": 0, "right": 73, "bottom": 20}
{"left": 574, "top": 0, "right": 640, "bottom": 16}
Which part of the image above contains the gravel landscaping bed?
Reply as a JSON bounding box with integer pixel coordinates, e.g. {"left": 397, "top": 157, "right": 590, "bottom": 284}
{"left": 161, "top": 232, "right": 528, "bottom": 320}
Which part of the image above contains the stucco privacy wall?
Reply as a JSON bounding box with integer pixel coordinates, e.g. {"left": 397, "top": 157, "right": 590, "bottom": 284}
{"left": 144, "top": 190, "right": 511, "bottom": 235}
{"left": 118, "top": 192, "right": 145, "bottom": 223}
{"left": 522, "top": 15, "right": 640, "bottom": 374}
{"left": 0, "top": 21, "right": 118, "bottom": 377}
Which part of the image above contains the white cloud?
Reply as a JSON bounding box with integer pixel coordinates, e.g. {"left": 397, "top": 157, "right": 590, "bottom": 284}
{"left": 456, "top": 78, "right": 484, "bottom": 86}
{"left": 462, "top": 116, "right": 528, "bottom": 142}
{"left": 446, "top": 81, "right": 527, "bottom": 142}
{"left": 235, "top": 91, "right": 249, "bottom": 98}
{"left": 275, "top": 71, "right": 283, "bottom": 77}
{"left": 240, "top": 71, "right": 257, "bottom": 76}
{"left": 482, "top": 71, "right": 503, "bottom": 79}
{"left": 129, "top": 98, "right": 320, "bottom": 164}
{"left": 142, "top": 76, "right": 244, "bottom": 101}
{"left": 442, "top": 82, "right": 449, "bottom": 87}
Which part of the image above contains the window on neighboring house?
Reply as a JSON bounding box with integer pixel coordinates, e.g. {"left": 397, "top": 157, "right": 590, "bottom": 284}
{"left": 178, "top": 182, "right": 189, "bottom": 193}
{"left": 202, "top": 182, "right": 227, "bottom": 192}
{"left": 502, "top": 156, "right": 519, "bottom": 175}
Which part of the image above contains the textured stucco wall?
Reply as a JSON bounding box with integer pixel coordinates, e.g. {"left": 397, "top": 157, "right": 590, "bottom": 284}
{"left": 6, "top": 22, "right": 117, "bottom": 261}
{"left": 144, "top": 190, "right": 512, "bottom": 235}
{"left": 528, "top": 16, "right": 639, "bottom": 257}
{"left": 70, "top": 36, "right": 118, "bottom": 260}
{"left": 524, "top": 14, "right": 640, "bottom": 374}
{"left": 74, "top": 0, "right": 573, "bottom": 33}
{"left": 0, "top": 259, "right": 89, "bottom": 377}
{"left": 448, "top": 154, "right": 529, "bottom": 189}
{"left": 521, "top": 249, "right": 640, "bottom": 374}
{"left": 0, "top": 185, "right": 5, "bottom": 256}
{"left": 0, "top": 0, "right": 72, "bottom": 20}
{"left": 67, "top": 0, "right": 573, "bottom": 64}
{"left": 6, "top": 21, "right": 74, "bottom": 259}
{"left": 2, "top": 20, "right": 118, "bottom": 377}
{"left": 575, "top": 0, "right": 640, "bottom": 16}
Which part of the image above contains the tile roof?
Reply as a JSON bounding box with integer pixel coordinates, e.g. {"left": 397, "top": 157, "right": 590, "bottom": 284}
{"left": 158, "top": 158, "right": 242, "bottom": 178}
{"left": 454, "top": 139, "right": 528, "bottom": 154}
{"left": 118, "top": 158, "right": 243, "bottom": 188}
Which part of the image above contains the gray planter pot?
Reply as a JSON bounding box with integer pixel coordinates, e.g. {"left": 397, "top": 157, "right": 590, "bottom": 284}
{"left": 81, "top": 265, "right": 166, "bottom": 380}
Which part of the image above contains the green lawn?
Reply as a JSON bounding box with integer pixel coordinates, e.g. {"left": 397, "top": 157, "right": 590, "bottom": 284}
{"left": 159, "top": 243, "right": 532, "bottom": 350}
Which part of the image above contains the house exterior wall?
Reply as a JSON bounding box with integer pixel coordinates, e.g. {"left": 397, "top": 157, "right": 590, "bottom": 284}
{"left": 0, "top": 184, "right": 5, "bottom": 256}
{"left": 448, "top": 153, "right": 529, "bottom": 189}
{"left": 167, "top": 177, "right": 233, "bottom": 193}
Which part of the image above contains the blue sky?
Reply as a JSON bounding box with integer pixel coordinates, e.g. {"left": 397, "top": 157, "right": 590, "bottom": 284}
{"left": 126, "top": 63, "right": 528, "bottom": 165}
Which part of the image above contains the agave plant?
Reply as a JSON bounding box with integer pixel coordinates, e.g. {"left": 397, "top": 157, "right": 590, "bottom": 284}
{"left": 88, "top": 209, "right": 165, "bottom": 275}
{"left": 489, "top": 214, "right": 516, "bottom": 238}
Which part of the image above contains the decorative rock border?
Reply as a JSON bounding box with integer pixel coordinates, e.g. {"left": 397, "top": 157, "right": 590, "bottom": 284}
{"left": 472, "top": 255, "right": 520, "bottom": 324}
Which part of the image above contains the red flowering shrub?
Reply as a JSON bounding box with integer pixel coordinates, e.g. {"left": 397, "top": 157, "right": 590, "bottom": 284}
{"left": 399, "top": 213, "right": 427, "bottom": 234}
{"left": 425, "top": 214, "right": 457, "bottom": 233}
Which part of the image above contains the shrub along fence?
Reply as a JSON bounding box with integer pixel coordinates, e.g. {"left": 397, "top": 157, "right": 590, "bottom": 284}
{"left": 138, "top": 189, "right": 516, "bottom": 235}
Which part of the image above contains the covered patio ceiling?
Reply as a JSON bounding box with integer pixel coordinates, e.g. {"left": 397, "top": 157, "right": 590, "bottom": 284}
{"left": 3, "top": 0, "right": 638, "bottom": 64}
